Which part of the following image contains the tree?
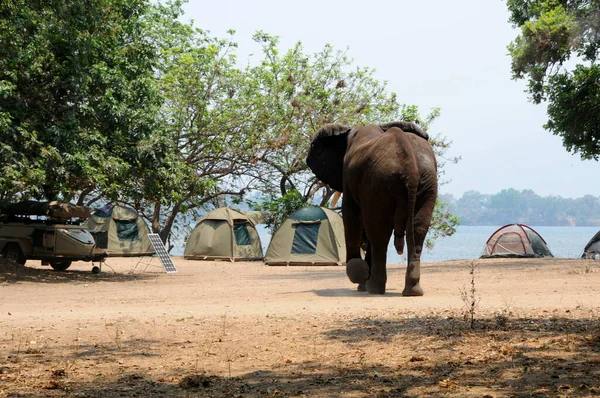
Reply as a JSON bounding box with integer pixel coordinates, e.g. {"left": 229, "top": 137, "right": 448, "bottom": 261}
{"left": 0, "top": 2, "right": 460, "bottom": 248}
{"left": 454, "top": 190, "right": 488, "bottom": 225}
{"left": 132, "top": 14, "right": 260, "bottom": 243}
{"left": 0, "top": 0, "right": 168, "bottom": 203}
{"left": 143, "top": 27, "right": 420, "bottom": 240}
{"left": 0, "top": 0, "right": 232, "bottom": 245}
{"left": 147, "top": 28, "right": 459, "bottom": 245}
{"left": 237, "top": 33, "right": 459, "bottom": 239}
{"left": 567, "top": 194, "right": 600, "bottom": 225}
{"left": 507, "top": 0, "right": 600, "bottom": 159}
{"left": 445, "top": 188, "right": 600, "bottom": 226}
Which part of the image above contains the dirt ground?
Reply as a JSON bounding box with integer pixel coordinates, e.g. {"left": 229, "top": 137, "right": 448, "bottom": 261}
{"left": 1, "top": 255, "right": 600, "bottom": 397}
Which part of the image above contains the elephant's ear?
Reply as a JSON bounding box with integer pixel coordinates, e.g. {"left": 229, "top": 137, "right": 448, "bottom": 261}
{"left": 379, "top": 121, "right": 429, "bottom": 141}
{"left": 306, "top": 124, "right": 351, "bottom": 192}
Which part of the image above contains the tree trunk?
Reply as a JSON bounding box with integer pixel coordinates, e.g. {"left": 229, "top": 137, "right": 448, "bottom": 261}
{"left": 319, "top": 188, "right": 336, "bottom": 207}
{"left": 280, "top": 175, "right": 297, "bottom": 196}
{"left": 152, "top": 201, "right": 162, "bottom": 235}
{"left": 160, "top": 203, "right": 180, "bottom": 244}
{"left": 280, "top": 175, "right": 288, "bottom": 196}
{"left": 76, "top": 187, "right": 93, "bottom": 207}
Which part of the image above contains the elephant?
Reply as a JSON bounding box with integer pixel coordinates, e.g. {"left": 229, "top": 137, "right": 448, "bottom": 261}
{"left": 306, "top": 121, "right": 437, "bottom": 295}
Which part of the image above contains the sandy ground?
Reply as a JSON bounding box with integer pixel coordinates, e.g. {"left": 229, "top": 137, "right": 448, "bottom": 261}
{"left": 1, "top": 256, "right": 600, "bottom": 397}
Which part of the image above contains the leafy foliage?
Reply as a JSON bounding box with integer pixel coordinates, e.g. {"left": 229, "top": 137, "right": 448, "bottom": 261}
{"left": 0, "top": 0, "right": 164, "bottom": 202}
{"left": 239, "top": 33, "right": 418, "bottom": 200}
{"left": 0, "top": 2, "right": 460, "bottom": 248}
{"left": 151, "top": 28, "right": 459, "bottom": 246}
{"left": 545, "top": 64, "right": 600, "bottom": 157}
{"left": 135, "top": 12, "right": 257, "bottom": 241}
{"left": 507, "top": 0, "right": 600, "bottom": 159}
{"left": 426, "top": 200, "right": 460, "bottom": 250}
{"left": 247, "top": 190, "right": 309, "bottom": 234}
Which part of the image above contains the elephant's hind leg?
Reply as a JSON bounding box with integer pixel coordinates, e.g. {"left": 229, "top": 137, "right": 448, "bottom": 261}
{"left": 402, "top": 261, "right": 424, "bottom": 296}
{"left": 355, "top": 240, "right": 372, "bottom": 291}
{"left": 402, "top": 193, "right": 436, "bottom": 297}
{"left": 390, "top": 199, "right": 423, "bottom": 296}
{"left": 343, "top": 193, "right": 369, "bottom": 287}
{"left": 364, "top": 247, "right": 388, "bottom": 294}
{"left": 363, "top": 211, "right": 393, "bottom": 294}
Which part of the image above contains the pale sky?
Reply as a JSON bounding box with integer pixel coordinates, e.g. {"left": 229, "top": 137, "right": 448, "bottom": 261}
{"left": 182, "top": 0, "right": 600, "bottom": 199}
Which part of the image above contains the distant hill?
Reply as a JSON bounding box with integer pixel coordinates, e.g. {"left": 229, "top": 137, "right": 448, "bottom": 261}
{"left": 440, "top": 189, "right": 600, "bottom": 226}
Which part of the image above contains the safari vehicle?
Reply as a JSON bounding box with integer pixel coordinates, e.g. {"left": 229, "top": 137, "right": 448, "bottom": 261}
{"left": 0, "top": 201, "right": 107, "bottom": 271}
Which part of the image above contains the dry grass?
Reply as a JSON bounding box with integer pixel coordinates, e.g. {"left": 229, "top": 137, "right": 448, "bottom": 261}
{"left": 2, "top": 311, "right": 599, "bottom": 397}
{"left": 1, "top": 257, "right": 600, "bottom": 397}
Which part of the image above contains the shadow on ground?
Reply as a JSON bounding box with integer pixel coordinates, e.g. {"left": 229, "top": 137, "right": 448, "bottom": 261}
{"left": 2, "top": 315, "right": 599, "bottom": 397}
{"left": 0, "top": 259, "right": 155, "bottom": 284}
{"left": 310, "top": 288, "right": 404, "bottom": 298}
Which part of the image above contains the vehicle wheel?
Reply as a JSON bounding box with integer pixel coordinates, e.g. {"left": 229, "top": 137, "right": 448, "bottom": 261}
{"left": 2, "top": 244, "right": 26, "bottom": 265}
{"left": 50, "top": 261, "right": 72, "bottom": 272}
{"left": 91, "top": 266, "right": 100, "bottom": 274}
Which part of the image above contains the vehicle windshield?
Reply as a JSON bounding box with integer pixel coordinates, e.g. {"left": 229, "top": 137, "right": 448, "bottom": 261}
{"left": 59, "top": 228, "right": 95, "bottom": 245}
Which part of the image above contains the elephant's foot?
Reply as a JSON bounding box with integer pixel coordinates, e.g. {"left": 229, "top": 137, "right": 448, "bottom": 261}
{"left": 357, "top": 283, "right": 366, "bottom": 292}
{"left": 403, "top": 261, "right": 423, "bottom": 296}
{"left": 366, "top": 279, "right": 386, "bottom": 294}
{"left": 346, "top": 258, "right": 369, "bottom": 284}
{"left": 402, "top": 284, "right": 424, "bottom": 297}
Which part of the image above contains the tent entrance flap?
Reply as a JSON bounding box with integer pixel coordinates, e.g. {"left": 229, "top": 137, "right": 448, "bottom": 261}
{"left": 115, "top": 219, "right": 140, "bottom": 241}
{"left": 527, "top": 230, "right": 553, "bottom": 257}
{"left": 233, "top": 221, "right": 252, "bottom": 246}
{"left": 291, "top": 222, "right": 321, "bottom": 254}
{"left": 492, "top": 232, "right": 527, "bottom": 255}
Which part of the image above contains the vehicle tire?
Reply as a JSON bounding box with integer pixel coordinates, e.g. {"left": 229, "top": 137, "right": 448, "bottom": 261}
{"left": 2, "top": 244, "right": 26, "bottom": 265}
{"left": 50, "top": 261, "right": 72, "bottom": 272}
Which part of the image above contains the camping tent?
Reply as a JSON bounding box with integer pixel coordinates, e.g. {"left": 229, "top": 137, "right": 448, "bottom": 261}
{"left": 264, "top": 206, "right": 346, "bottom": 266}
{"left": 481, "top": 223, "right": 553, "bottom": 258}
{"left": 83, "top": 204, "right": 155, "bottom": 257}
{"left": 581, "top": 230, "right": 600, "bottom": 259}
{"left": 184, "top": 208, "right": 263, "bottom": 261}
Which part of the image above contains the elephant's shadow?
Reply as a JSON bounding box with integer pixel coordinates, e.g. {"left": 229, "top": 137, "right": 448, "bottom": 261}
{"left": 310, "top": 288, "right": 404, "bottom": 297}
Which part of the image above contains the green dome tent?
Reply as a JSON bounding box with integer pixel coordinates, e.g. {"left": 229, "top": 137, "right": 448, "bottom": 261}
{"left": 480, "top": 224, "right": 553, "bottom": 258}
{"left": 83, "top": 204, "right": 154, "bottom": 257}
{"left": 184, "top": 208, "right": 263, "bottom": 261}
{"left": 264, "top": 206, "right": 346, "bottom": 266}
{"left": 581, "top": 230, "right": 600, "bottom": 259}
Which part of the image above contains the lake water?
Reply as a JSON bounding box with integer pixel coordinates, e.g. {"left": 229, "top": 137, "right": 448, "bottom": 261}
{"left": 255, "top": 225, "right": 598, "bottom": 263}
{"left": 174, "top": 225, "right": 599, "bottom": 263}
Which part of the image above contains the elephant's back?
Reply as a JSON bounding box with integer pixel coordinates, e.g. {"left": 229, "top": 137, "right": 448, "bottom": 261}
{"left": 404, "top": 133, "right": 437, "bottom": 174}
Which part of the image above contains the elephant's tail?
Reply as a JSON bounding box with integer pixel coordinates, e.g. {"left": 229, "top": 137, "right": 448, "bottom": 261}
{"left": 394, "top": 130, "right": 419, "bottom": 264}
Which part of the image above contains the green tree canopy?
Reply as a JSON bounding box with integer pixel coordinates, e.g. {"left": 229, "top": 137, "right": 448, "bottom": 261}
{"left": 0, "top": 1, "right": 459, "bottom": 248}
{"left": 235, "top": 33, "right": 458, "bottom": 239}
{"left": 507, "top": 0, "right": 600, "bottom": 159}
{"left": 0, "top": 0, "right": 167, "bottom": 203}
{"left": 148, "top": 27, "right": 459, "bottom": 244}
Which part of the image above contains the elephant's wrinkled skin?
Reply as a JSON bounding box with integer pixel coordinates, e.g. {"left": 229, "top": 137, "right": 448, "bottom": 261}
{"left": 306, "top": 122, "right": 438, "bottom": 295}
